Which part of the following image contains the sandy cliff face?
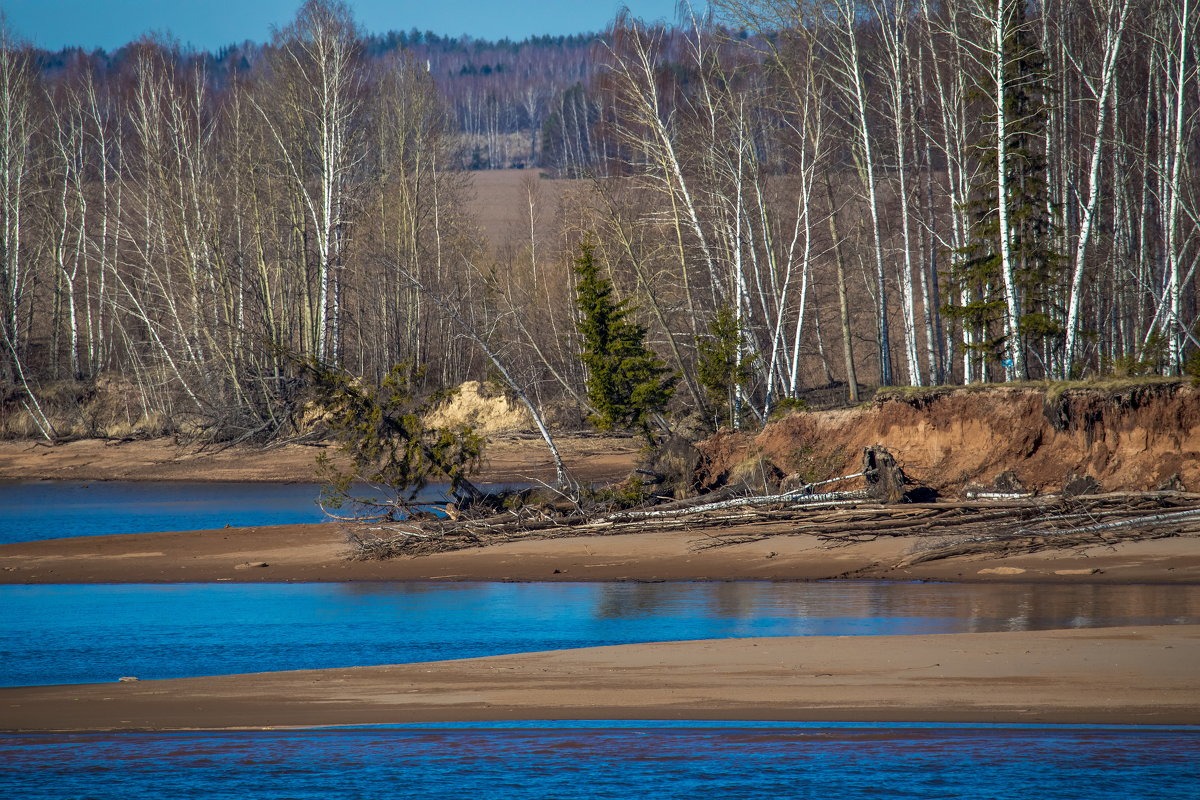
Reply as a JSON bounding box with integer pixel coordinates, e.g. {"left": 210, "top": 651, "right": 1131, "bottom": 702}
{"left": 699, "top": 382, "right": 1200, "bottom": 495}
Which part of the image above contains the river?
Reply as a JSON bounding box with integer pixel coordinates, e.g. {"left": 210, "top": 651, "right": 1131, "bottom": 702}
{"left": 1, "top": 482, "right": 1197, "bottom": 798}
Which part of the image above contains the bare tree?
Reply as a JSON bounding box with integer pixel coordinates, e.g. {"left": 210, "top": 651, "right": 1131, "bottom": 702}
{"left": 254, "top": 0, "right": 366, "bottom": 365}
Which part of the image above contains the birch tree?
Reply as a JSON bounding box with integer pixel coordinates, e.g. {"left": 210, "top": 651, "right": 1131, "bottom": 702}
{"left": 823, "top": 0, "right": 895, "bottom": 386}
{"left": 256, "top": 0, "right": 365, "bottom": 365}
{"left": 1061, "top": 0, "right": 1132, "bottom": 377}
{"left": 0, "top": 20, "right": 36, "bottom": 387}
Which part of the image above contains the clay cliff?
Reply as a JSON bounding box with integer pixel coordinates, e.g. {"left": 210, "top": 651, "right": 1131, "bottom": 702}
{"left": 697, "top": 380, "right": 1200, "bottom": 496}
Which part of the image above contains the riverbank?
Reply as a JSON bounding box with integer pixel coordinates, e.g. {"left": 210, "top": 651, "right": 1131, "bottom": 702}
{"left": 2, "top": 521, "right": 1197, "bottom": 584}
{"left": 0, "top": 434, "right": 640, "bottom": 484}
{"left": 3, "top": 624, "right": 1195, "bottom": 731}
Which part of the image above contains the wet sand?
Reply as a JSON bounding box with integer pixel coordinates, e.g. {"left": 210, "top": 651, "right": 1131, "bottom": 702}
{"left": 3, "top": 625, "right": 1195, "bottom": 731}
{"left": 2, "top": 521, "right": 1198, "bottom": 584}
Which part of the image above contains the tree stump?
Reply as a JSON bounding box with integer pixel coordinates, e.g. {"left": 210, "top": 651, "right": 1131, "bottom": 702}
{"left": 862, "top": 446, "right": 906, "bottom": 503}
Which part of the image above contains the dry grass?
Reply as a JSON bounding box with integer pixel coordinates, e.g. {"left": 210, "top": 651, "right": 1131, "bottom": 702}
{"left": 875, "top": 376, "right": 1186, "bottom": 407}
{"left": 466, "top": 169, "right": 572, "bottom": 251}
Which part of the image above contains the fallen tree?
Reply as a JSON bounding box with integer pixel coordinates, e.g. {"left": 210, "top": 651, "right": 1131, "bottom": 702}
{"left": 340, "top": 432, "right": 1200, "bottom": 563}
{"left": 343, "top": 445, "right": 917, "bottom": 558}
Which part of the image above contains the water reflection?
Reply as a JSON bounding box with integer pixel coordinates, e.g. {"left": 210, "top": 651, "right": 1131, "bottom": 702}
{"left": 591, "top": 581, "right": 1200, "bottom": 633}
{"left": 2, "top": 581, "right": 1195, "bottom": 687}
{"left": 0, "top": 480, "right": 523, "bottom": 543}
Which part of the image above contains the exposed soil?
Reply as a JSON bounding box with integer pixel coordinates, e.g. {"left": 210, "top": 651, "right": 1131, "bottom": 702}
{"left": 0, "top": 433, "right": 639, "bottom": 485}
{"left": 702, "top": 381, "right": 1200, "bottom": 496}
{"left": 424, "top": 380, "right": 534, "bottom": 434}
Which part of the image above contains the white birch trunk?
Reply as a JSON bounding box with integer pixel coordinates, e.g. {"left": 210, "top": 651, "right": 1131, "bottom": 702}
{"left": 990, "top": 0, "right": 1027, "bottom": 381}
{"left": 830, "top": 0, "right": 893, "bottom": 385}
{"left": 1062, "top": 0, "right": 1131, "bottom": 378}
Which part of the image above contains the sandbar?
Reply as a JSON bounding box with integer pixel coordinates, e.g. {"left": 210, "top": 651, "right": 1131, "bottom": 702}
{"left": 3, "top": 521, "right": 1198, "bottom": 584}
{"left": 3, "top": 625, "right": 1195, "bottom": 731}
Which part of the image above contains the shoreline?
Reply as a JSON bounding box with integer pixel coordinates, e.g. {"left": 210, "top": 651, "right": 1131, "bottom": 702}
{"left": 3, "top": 433, "right": 1197, "bottom": 586}
{"left": 4, "top": 625, "right": 1196, "bottom": 731}
{"left": 3, "top": 522, "right": 1198, "bottom": 584}
{"left": 0, "top": 435, "right": 640, "bottom": 485}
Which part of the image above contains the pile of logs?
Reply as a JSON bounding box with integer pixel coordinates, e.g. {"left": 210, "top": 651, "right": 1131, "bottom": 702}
{"left": 691, "top": 492, "right": 1200, "bottom": 564}
{"left": 344, "top": 445, "right": 1200, "bottom": 562}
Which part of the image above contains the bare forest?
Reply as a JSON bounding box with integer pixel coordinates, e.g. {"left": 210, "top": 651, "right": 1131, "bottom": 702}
{"left": 1, "top": 0, "right": 1197, "bottom": 443}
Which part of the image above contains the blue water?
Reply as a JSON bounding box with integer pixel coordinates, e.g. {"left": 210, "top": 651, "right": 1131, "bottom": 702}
{"left": 2, "top": 723, "right": 1197, "bottom": 799}
{"left": 3, "top": 581, "right": 1197, "bottom": 687}
{"left": 0, "top": 480, "right": 516, "bottom": 543}
{"left": 0, "top": 481, "right": 331, "bottom": 543}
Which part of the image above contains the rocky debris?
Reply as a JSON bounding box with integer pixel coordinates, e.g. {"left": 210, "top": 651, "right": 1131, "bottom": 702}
{"left": 993, "top": 470, "right": 1027, "bottom": 493}
{"left": 1158, "top": 473, "right": 1187, "bottom": 492}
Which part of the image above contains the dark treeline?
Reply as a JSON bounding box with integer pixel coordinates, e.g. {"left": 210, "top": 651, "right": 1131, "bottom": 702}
{"left": 32, "top": 23, "right": 607, "bottom": 173}
{"left": 1, "top": 0, "right": 1197, "bottom": 442}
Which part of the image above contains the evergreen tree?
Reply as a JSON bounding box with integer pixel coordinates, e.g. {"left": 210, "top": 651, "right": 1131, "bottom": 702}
{"left": 947, "top": 0, "right": 1062, "bottom": 380}
{"left": 574, "top": 242, "right": 676, "bottom": 439}
{"left": 697, "top": 305, "right": 754, "bottom": 429}
{"left": 300, "top": 359, "right": 485, "bottom": 519}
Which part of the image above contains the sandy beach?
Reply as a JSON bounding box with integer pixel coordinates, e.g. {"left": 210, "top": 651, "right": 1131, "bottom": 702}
{"left": 3, "top": 625, "right": 1196, "bottom": 731}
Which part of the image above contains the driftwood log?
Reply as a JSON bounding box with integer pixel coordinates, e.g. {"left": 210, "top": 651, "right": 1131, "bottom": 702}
{"left": 345, "top": 488, "right": 1200, "bottom": 562}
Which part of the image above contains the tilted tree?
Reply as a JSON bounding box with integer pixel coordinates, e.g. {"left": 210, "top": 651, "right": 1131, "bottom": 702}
{"left": 300, "top": 359, "right": 485, "bottom": 519}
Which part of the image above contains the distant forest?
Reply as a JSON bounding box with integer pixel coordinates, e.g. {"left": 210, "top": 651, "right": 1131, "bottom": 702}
{"left": 34, "top": 25, "right": 606, "bottom": 173}
{"left": 1, "top": 0, "right": 1197, "bottom": 442}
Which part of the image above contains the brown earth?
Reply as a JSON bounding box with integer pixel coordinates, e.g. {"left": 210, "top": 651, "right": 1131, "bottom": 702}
{"left": 4, "top": 625, "right": 1196, "bottom": 731}
{"left": 703, "top": 381, "right": 1200, "bottom": 496}
{"left": 0, "top": 433, "right": 639, "bottom": 485}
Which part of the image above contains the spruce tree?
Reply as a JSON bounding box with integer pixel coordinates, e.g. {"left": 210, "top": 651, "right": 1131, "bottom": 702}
{"left": 697, "top": 305, "right": 754, "bottom": 429}
{"left": 300, "top": 359, "right": 485, "bottom": 519}
{"left": 946, "top": 0, "right": 1062, "bottom": 380}
{"left": 574, "top": 242, "right": 676, "bottom": 439}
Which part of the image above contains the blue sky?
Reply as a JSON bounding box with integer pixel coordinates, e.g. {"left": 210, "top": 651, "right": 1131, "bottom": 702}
{"left": 2, "top": 1, "right": 706, "bottom": 52}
